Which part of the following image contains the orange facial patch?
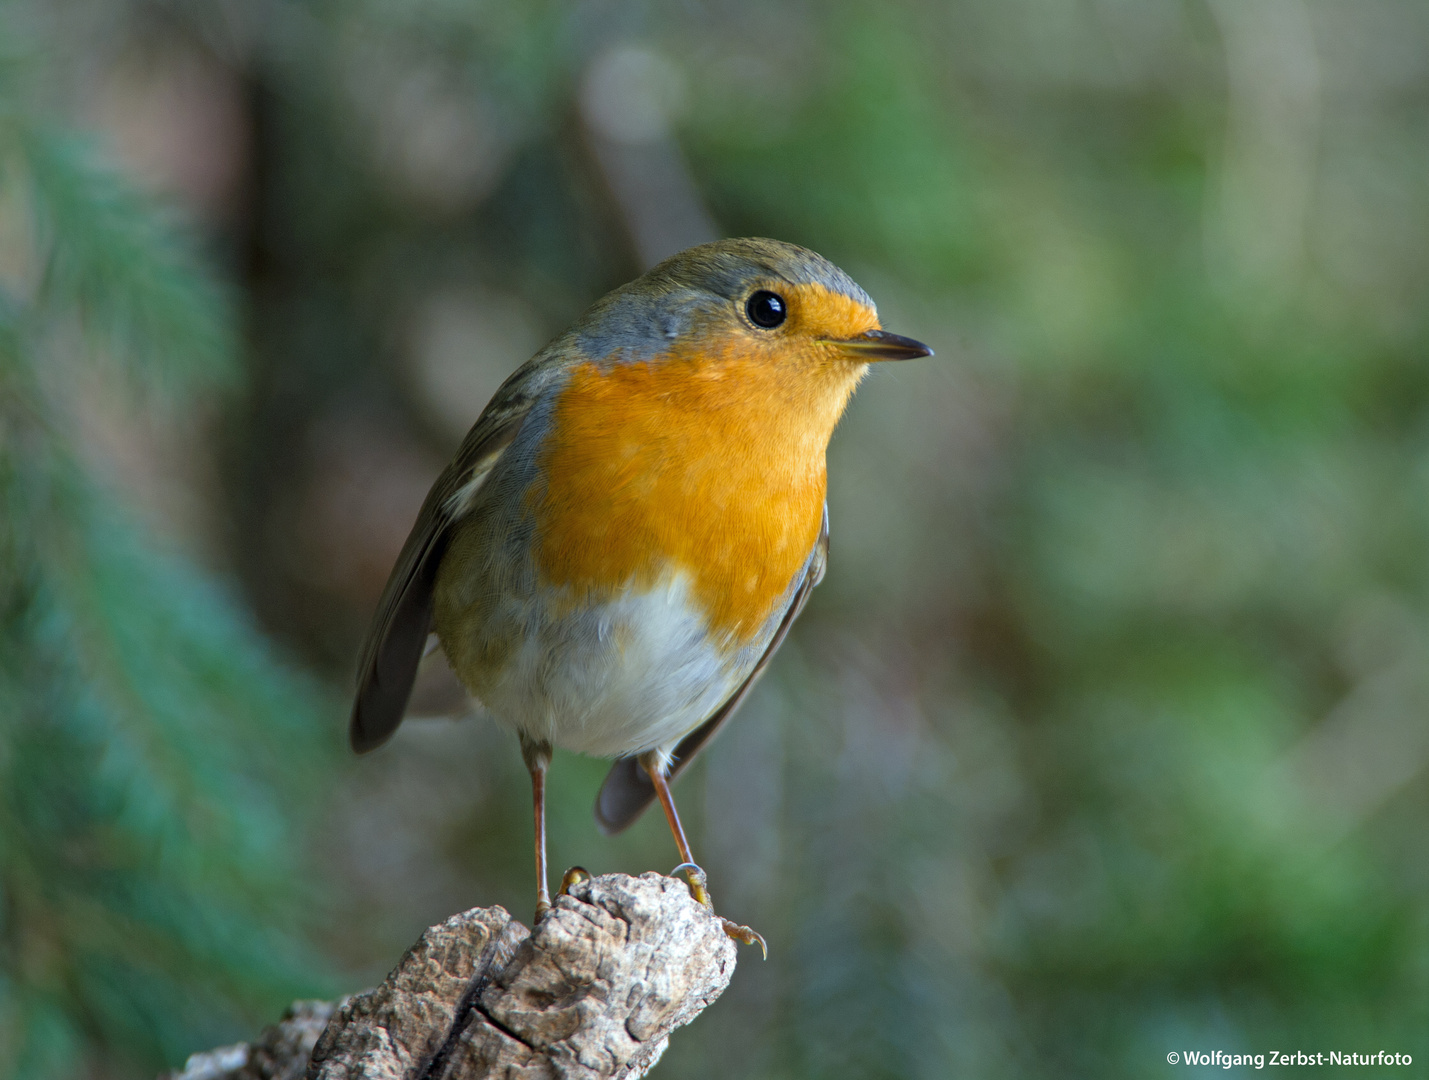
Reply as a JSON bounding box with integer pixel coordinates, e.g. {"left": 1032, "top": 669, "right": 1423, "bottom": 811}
{"left": 532, "top": 286, "right": 876, "bottom": 643}
{"left": 778, "top": 281, "right": 881, "bottom": 343}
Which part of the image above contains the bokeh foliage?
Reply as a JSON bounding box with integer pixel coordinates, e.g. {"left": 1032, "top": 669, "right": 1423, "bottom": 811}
{"left": 5, "top": 0, "right": 1429, "bottom": 1078}
{"left": 0, "top": 53, "right": 331, "bottom": 1080}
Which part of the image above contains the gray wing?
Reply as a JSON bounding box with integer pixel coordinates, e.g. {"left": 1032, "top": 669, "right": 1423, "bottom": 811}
{"left": 349, "top": 355, "right": 557, "bottom": 753}
{"left": 594, "top": 504, "right": 829, "bottom": 833}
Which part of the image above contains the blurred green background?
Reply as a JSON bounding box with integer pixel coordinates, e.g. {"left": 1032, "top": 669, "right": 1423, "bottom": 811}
{"left": 2, "top": 0, "right": 1428, "bottom": 1076}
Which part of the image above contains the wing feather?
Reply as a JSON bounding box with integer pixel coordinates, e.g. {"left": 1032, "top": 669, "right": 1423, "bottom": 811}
{"left": 348, "top": 357, "right": 555, "bottom": 752}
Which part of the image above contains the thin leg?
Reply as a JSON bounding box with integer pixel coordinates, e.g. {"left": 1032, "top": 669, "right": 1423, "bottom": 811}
{"left": 640, "top": 753, "right": 697, "bottom": 866}
{"left": 639, "top": 752, "right": 766, "bottom": 957}
{"left": 521, "top": 736, "right": 553, "bottom": 920}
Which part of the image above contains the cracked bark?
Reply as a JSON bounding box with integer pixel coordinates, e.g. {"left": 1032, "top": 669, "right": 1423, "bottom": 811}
{"left": 164, "top": 873, "right": 739, "bottom": 1080}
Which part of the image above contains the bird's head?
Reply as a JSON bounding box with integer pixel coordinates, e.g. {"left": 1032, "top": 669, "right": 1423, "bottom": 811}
{"left": 573, "top": 238, "right": 932, "bottom": 381}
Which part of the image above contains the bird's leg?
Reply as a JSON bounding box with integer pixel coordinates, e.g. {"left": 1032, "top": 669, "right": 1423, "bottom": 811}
{"left": 639, "top": 752, "right": 705, "bottom": 900}
{"left": 521, "top": 736, "right": 554, "bottom": 923}
{"left": 639, "top": 752, "right": 767, "bottom": 957}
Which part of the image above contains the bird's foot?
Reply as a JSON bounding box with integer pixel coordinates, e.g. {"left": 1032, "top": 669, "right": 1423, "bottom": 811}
{"left": 671, "top": 861, "right": 712, "bottom": 906}
{"left": 718, "top": 917, "right": 768, "bottom": 959}
{"left": 559, "top": 866, "right": 591, "bottom": 895}
{"left": 534, "top": 867, "right": 591, "bottom": 925}
{"left": 670, "top": 862, "right": 767, "bottom": 959}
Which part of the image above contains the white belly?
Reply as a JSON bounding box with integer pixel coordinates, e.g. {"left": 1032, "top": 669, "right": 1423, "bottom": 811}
{"left": 462, "top": 570, "right": 748, "bottom": 758}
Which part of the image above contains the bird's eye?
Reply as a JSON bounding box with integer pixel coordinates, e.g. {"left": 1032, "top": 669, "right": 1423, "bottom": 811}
{"left": 745, "top": 290, "right": 787, "bottom": 329}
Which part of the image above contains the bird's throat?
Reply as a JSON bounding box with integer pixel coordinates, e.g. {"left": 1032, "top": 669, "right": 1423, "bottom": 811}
{"left": 531, "top": 354, "right": 862, "bottom": 643}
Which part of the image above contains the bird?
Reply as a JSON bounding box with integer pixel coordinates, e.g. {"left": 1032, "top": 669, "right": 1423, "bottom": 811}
{"left": 349, "top": 237, "right": 932, "bottom": 951}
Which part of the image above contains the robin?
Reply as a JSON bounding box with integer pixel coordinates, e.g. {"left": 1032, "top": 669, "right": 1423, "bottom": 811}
{"left": 350, "top": 238, "right": 931, "bottom": 950}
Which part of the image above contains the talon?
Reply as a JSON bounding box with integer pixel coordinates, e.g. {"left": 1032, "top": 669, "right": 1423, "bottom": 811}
{"left": 559, "top": 866, "right": 591, "bottom": 895}
{"left": 721, "top": 919, "right": 768, "bottom": 960}
{"left": 671, "top": 862, "right": 712, "bottom": 908}
{"left": 669, "top": 863, "right": 765, "bottom": 954}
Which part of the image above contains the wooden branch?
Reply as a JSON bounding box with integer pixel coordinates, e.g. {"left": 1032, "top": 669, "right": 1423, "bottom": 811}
{"left": 165, "top": 873, "right": 738, "bottom": 1080}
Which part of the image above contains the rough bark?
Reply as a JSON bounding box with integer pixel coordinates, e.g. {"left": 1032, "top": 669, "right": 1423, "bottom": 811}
{"left": 165, "top": 873, "right": 738, "bottom": 1080}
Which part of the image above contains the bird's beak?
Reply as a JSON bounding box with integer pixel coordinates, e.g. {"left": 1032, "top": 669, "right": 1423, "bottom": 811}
{"left": 827, "top": 329, "right": 933, "bottom": 361}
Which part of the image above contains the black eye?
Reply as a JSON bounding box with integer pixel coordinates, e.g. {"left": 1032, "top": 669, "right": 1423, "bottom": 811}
{"left": 745, "top": 290, "right": 787, "bottom": 329}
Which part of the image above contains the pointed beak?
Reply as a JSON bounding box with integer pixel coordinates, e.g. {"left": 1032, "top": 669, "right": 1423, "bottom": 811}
{"left": 827, "top": 329, "right": 934, "bottom": 361}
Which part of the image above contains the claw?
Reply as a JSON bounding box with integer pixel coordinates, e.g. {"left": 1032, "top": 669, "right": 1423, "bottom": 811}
{"left": 670, "top": 862, "right": 712, "bottom": 907}
{"left": 559, "top": 866, "right": 591, "bottom": 895}
{"left": 669, "top": 863, "right": 766, "bottom": 957}
{"left": 720, "top": 919, "right": 768, "bottom": 960}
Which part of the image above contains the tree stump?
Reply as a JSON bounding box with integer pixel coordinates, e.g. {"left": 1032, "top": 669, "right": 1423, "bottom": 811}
{"left": 165, "top": 873, "right": 739, "bottom": 1080}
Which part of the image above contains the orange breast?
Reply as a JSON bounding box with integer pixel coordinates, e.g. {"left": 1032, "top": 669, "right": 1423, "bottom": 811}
{"left": 532, "top": 339, "right": 864, "bottom": 644}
